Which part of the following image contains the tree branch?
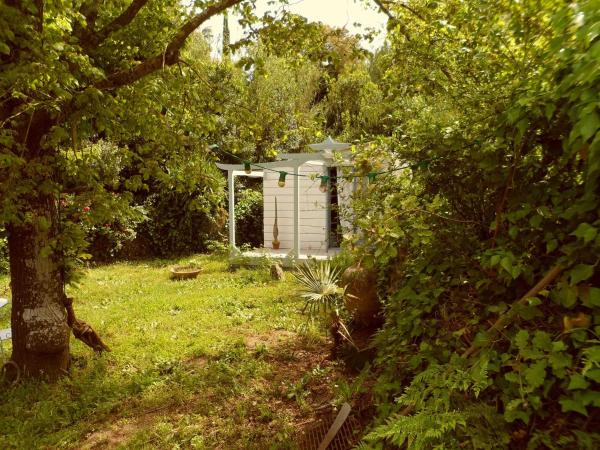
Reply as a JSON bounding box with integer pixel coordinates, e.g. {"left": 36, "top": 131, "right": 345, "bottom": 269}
{"left": 87, "top": 0, "right": 150, "bottom": 49}
{"left": 95, "top": 0, "right": 243, "bottom": 91}
{"left": 373, "top": 0, "right": 412, "bottom": 42}
{"left": 63, "top": 296, "right": 110, "bottom": 352}
{"left": 373, "top": 0, "right": 394, "bottom": 19}
{"left": 73, "top": 1, "right": 100, "bottom": 44}
{"left": 461, "top": 265, "right": 563, "bottom": 358}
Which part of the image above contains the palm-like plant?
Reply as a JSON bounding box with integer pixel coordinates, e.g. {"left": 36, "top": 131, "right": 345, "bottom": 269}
{"left": 293, "top": 261, "right": 355, "bottom": 353}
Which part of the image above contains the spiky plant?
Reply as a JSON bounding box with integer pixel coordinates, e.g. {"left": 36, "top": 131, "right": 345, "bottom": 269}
{"left": 293, "top": 261, "right": 355, "bottom": 352}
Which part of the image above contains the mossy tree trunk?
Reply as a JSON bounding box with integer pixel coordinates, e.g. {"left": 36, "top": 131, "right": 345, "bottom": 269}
{"left": 6, "top": 195, "right": 71, "bottom": 380}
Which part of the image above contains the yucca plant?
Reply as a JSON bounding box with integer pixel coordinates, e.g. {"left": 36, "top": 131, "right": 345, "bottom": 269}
{"left": 293, "top": 261, "right": 355, "bottom": 353}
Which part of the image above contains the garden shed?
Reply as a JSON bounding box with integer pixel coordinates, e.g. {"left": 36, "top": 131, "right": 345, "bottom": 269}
{"left": 217, "top": 137, "right": 358, "bottom": 263}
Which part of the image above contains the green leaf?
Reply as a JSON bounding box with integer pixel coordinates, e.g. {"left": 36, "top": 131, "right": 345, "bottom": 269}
{"left": 514, "top": 303, "right": 543, "bottom": 320}
{"left": 568, "top": 373, "right": 590, "bottom": 390}
{"left": 548, "top": 352, "right": 571, "bottom": 377}
{"left": 524, "top": 360, "right": 547, "bottom": 390}
{"left": 560, "top": 398, "right": 588, "bottom": 416}
{"left": 580, "top": 112, "right": 600, "bottom": 141}
{"left": 472, "top": 330, "right": 491, "bottom": 348}
{"left": 570, "top": 264, "right": 594, "bottom": 285}
{"left": 515, "top": 330, "right": 529, "bottom": 350}
{"left": 504, "top": 398, "right": 530, "bottom": 423}
{"left": 584, "top": 369, "right": 600, "bottom": 383}
{"left": 588, "top": 287, "right": 600, "bottom": 307}
{"left": 500, "top": 256, "right": 520, "bottom": 279}
{"left": 546, "top": 239, "right": 558, "bottom": 253}
{"left": 555, "top": 284, "right": 578, "bottom": 308}
{"left": 571, "top": 222, "right": 597, "bottom": 244}
{"left": 0, "top": 42, "right": 9, "bottom": 55}
{"left": 532, "top": 331, "right": 552, "bottom": 351}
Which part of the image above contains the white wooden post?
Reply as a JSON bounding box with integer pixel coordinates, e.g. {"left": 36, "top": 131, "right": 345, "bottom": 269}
{"left": 227, "top": 170, "right": 236, "bottom": 251}
{"left": 293, "top": 164, "right": 300, "bottom": 258}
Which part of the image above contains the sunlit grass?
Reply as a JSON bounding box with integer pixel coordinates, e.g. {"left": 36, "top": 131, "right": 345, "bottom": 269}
{"left": 0, "top": 255, "right": 324, "bottom": 449}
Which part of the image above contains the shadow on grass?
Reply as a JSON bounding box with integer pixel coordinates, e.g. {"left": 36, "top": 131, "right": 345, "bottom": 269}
{"left": 0, "top": 331, "right": 359, "bottom": 449}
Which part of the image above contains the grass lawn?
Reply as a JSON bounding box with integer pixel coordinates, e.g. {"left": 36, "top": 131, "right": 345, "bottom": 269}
{"left": 0, "top": 255, "right": 356, "bottom": 449}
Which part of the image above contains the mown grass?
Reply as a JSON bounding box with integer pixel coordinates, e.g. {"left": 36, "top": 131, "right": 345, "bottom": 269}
{"left": 0, "top": 255, "right": 340, "bottom": 449}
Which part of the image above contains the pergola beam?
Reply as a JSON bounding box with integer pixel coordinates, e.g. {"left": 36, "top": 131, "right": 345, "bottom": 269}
{"left": 222, "top": 169, "right": 265, "bottom": 252}
{"left": 227, "top": 170, "right": 236, "bottom": 250}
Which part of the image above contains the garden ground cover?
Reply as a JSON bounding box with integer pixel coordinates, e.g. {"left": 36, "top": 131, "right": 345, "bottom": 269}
{"left": 0, "top": 255, "right": 356, "bottom": 449}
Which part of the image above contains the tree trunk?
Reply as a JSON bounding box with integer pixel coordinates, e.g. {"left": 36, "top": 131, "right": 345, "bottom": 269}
{"left": 6, "top": 195, "right": 71, "bottom": 380}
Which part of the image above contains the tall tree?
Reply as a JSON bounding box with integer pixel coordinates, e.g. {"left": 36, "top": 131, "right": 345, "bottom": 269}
{"left": 0, "top": 0, "right": 245, "bottom": 380}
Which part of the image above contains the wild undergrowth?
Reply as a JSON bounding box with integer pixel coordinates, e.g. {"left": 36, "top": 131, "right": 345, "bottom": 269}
{"left": 343, "top": 1, "right": 600, "bottom": 448}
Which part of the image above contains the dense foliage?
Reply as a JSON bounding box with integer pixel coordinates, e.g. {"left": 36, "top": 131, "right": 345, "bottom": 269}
{"left": 234, "top": 182, "right": 263, "bottom": 248}
{"left": 0, "top": 230, "right": 7, "bottom": 274}
{"left": 338, "top": 0, "right": 600, "bottom": 448}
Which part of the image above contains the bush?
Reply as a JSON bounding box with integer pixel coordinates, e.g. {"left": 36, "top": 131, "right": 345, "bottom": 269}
{"left": 87, "top": 213, "right": 147, "bottom": 262}
{"left": 139, "top": 190, "right": 226, "bottom": 257}
{"left": 346, "top": 2, "right": 600, "bottom": 448}
{"left": 0, "top": 230, "right": 8, "bottom": 274}
{"left": 235, "top": 185, "right": 263, "bottom": 248}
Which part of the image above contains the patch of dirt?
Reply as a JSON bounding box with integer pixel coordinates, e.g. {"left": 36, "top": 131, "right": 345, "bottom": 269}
{"left": 81, "top": 410, "right": 163, "bottom": 450}
{"left": 78, "top": 331, "right": 373, "bottom": 449}
{"left": 244, "top": 329, "right": 295, "bottom": 349}
{"left": 183, "top": 354, "right": 208, "bottom": 369}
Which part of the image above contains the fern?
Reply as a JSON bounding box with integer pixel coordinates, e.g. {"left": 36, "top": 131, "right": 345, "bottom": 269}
{"left": 361, "top": 354, "right": 507, "bottom": 449}
{"left": 362, "top": 404, "right": 507, "bottom": 449}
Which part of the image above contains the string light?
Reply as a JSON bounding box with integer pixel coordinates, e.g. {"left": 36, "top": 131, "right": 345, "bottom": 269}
{"left": 213, "top": 146, "right": 438, "bottom": 184}
{"left": 319, "top": 175, "right": 329, "bottom": 193}
{"left": 278, "top": 171, "right": 287, "bottom": 187}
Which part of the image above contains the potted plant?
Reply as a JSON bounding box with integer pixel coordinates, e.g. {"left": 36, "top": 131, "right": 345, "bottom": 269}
{"left": 272, "top": 197, "right": 280, "bottom": 249}
{"left": 341, "top": 263, "right": 381, "bottom": 328}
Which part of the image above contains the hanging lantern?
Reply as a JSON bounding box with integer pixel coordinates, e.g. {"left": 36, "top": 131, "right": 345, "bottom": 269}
{"left": 244, "top": 161, "right": 252, "bottom": 174}
{"left": 319, "top": 175, "right": 329, "bottom": 193}
{"left": 278, "top": 171, "right": 287, "bottom": 187}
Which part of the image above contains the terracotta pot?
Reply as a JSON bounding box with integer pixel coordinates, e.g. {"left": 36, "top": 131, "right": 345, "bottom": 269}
{"left": 170, "top": 265, "right": 201, "bottom": 280}
{"left": 272, "top": 241, "right": 280, "bottom": 250}
{"left": 341, "top": 265, "right": 381, "bottom": 328}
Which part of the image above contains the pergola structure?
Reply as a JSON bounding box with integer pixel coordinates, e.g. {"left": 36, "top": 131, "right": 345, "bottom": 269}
{"left": 216, "top": 137, "right": 352, "bottom": 263}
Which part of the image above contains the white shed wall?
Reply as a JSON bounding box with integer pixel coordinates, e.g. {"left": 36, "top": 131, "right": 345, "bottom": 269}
{"left": 263, "top": 164, "right": 329, "bottom": 251}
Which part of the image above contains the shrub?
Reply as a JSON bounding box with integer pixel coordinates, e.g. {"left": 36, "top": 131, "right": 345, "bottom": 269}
{"left": 140, "top": 190, "right": 226, "bottom": 257}
{"left": 235, "top": 185, "right": 263, "bottom": 248}
{"left": 0, "top": 230, "right": 8, "bottom": 274}
{"left": 346, "top": 1, "right": 600, "bottom": 448}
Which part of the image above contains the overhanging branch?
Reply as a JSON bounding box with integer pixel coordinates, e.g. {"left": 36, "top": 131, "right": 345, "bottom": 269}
{"left": 95, "top": 0, "right": 243, "bottom": 91}
{"left": 87, "top": 0, "right": 150, "bottom": 49}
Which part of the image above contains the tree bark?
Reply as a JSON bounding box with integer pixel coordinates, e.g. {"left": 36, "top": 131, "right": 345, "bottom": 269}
{"left": 6, "top": 195, "right": 71, "bottom": 381}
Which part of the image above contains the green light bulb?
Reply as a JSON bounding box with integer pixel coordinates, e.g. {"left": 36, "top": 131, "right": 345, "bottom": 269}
{"left": 278, "top": 171, "right": 287, "bottom": 187}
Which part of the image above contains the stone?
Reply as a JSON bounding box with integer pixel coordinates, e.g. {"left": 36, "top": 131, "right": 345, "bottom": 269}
{"left": 270, "top": 263, "right": 285, "bottom": 281}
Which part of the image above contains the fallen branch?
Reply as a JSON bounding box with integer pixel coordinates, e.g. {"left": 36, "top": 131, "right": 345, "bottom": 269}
{"left": 63, "top": 296, "right": 111, "bottom": 353}
{"left": 395, "top": 264, "right": 563, "bottom": 419}
{"left": 461, "top": 264, "right": 563, "bottom": 358}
